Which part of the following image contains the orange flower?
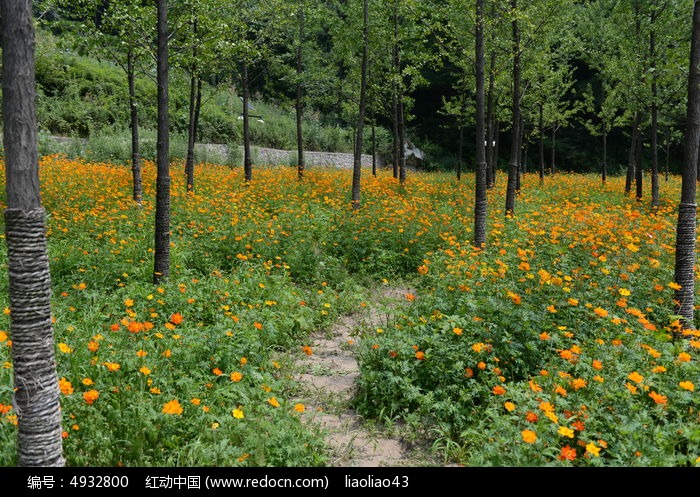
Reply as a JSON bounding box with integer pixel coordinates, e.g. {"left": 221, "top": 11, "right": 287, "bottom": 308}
{"left": 87, "top": 340, "right": 99, "bottom": 353}
{"left": 678, "top": 352, "right": 691, "bottom": 362}
{"left": 592, "top": 360, "right": 603, "bottom": 370}
{"left": 230, "top": 371, "right": 243, "bottom": 382}
{"left": 253, "top": 322, "right": 263, "bottom": 330}
{"left": 452, "top": 327, "right": 463, "bottom": 336}
{"left": 405, "top": 293, "right": 416, "bottom": 302}
{"left": 679, "top": 381, "right": 694, "bottom": 391}
{"left": 212, "top": 368, "right": 223, "bottom": 376}
{"left": 464, "top": 367, "right": 474, "bottom": 378}
{"left": 649, "top": 391, "right": 667, "bottom": 405}
{"left": 267, "top": 397, "right": 280, "bottom": 408}
{"left": 83, "top": 390, "right": 99, "bottom": 405}
{"left": 301, "top": 345, "right": 313, "bottom": 356}
{"left": 627, "top": 371, "right": 643, "bottom": 384}
{"left": 525, "top": 411, "right": 538, "bottom": 423}
{"left": 109, "top": 323, "right": 120, "bottom": 332}
{"left": 417, "top": 265, "right": 429, "bottom": 275}
{"left": 571, "top": 378, "right": 587, "bottom": 391}
{"left": 415, "top": 351, "right": 425, "bottom": 360}
{"left": 593, "top": 307, "right": 608, "bottom": 318}
{"left": 170, "top": 312, "right": 184, "bottom": 325}
{"left": 492, "top": 385, "right": 506, "bottom": 395}
{"left": 294, "top": 403, "right": 305, "bottom": 413}
{"left": 558, "top": 445, "right": 577, "bottom": 461}
{"left": 59, "top": 377, "right": 74, "bottom": 395}
{"left": 103, "top": 362, "right": 121, "bottom": 372}
{"left": 521, "top": 430, "right": 537, "bottom": 444}
{"left": 162, "top": 399, "right": 183, "bottom": 415}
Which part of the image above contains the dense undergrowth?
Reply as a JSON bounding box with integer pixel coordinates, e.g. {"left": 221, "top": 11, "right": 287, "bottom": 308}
{"left": 0, "top": 155, "right": 698, "bottom": 467}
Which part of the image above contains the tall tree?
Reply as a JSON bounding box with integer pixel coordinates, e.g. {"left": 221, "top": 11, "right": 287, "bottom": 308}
{"left": 53, "top": 0, "right": 151, "bottom": 205}
{"left": 504, "top": 0, "right": 521, "bottom": 217}
{"left": 154, "top": 0, "right": 171, "bottom": 283}
{"left": 352, "top": 0, "right": 370, "bottom": 209}
{"left": 673, "top": 0, "right": 700, "bottom": 329}
{"left": 474, "top": 0, "right": 487, "bottom": 247}
{"left": 2, "top": 0, "right": 65, "bottom": 466}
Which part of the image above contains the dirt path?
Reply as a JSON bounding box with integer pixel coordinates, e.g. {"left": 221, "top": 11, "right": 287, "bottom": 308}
{"left": 293, "top": 286, "right": 435, "bottom": 467}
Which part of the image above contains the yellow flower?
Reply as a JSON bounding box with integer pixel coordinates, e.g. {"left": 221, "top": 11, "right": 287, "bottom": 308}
{"left": 504, "top": 401, "right": 516, "bottom": 412}
{"left": 0, "top": 331, "right": 7, "bottom": 342}
{"left": 58, "top": 343, "right": 73, "bottom": 354}
{"left": 521, "top": 430, "right": 537, "bottom": 444}
{"left": 668, "top": 282, "right": 682, "bottom": 290}
{"left": 294, "top": 403, "right": 305, "bottom": 413}
{"left": 267, "top": 397, "right": 280, "bottom": 408}
{"left": 162, "top": 399, "right": 183, "bottom": 415}
{"left": 139, "top": 366, "right": 151, "bottom": 376}
{"left": 452, "top": 327, "right": 463, "bottom": 336}
{"left": 558, "top": 426, "right": 575, "bottom": 438}
{"left": 103, "top": 362, "right": 121, "bottom": 372}
{"left": 679, "top": 381, "right": 695, "bottom": 391}
{"left": 593, "top": 307, "right": 608, "bottom": 318}
{"left": 586, "top": 442, "right": 601, "bottom": 457}
{"left": 230, "top": 371, "right": 243, "bottom": 382}
{"left": 232, "top": 408, "right": 245, "bottom": 419}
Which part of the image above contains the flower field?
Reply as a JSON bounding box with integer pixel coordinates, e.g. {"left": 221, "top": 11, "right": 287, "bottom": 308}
{"left": 0, "top": 155, "right": 698, "bottom": 467}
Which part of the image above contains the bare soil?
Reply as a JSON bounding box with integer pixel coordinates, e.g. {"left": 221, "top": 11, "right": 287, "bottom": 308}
{"left": 292, "top": 286, "right": 440, "bottom": 467}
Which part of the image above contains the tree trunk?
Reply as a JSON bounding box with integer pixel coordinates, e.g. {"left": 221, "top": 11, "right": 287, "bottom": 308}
{"left": 127, "top": 48, "right": 142, "bottom": 205}
{"left": 351, "top": 0, "right": 369, "bottom": 210}
{"left": 625, "top": 113, "right": 641, "bottom": 195}
{"left": 154, "top": 0, "right": 170, "bottom": 284}
{"left": 392, "top": 87, "right": 399, "bottom": 179}
{"left": 2, "top": 0, "right": 65, "bottom": 467}
{"left": 674, "top": 0, "right": 700, "bottom": 329}
{"left": 635, "top": 118, "right": 644, "bottom": 201}
{"left": 296, "top": 7, "right": 305, "bottom": 180}
{"left": 185, "top": 72, "right": 197, "bottom": 193}
{"left": 185, "top": 20, "right": 198, "bottom": 193}
{"left": 551, "top": 122, "right": 557, "bottom": 174}
{"left": 602, "top": 121, "right": 607, "bottom": 183}
{"left": 473, "top": 0, "right": 487, "bottom": 248}
{"left": 504, "top": 0, "right": 521, "bottom": 218}
{"left": 457, "top": 124, "right": 463, "bottom": 181}
{"left": 242, "top": 61, "right": 252, "bottom": 182}
{"left": 372, "top": 121, "right": 377, "bottom": 176}
{"left": 650, "top": 10, "right": 660, "bottom": 208}
{"left": 539, "top": 103, "right": 545, "bottom": 183}
{"left": 486, "top": 78, "right": 496, "bottom": 188}
{"left": 493, "top": 120, "right": 500, "bottom": 185}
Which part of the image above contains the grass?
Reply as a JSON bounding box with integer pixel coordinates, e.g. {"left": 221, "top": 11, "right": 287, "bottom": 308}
{"left": 0, "top": 155, "right": 698, "bottom": 467}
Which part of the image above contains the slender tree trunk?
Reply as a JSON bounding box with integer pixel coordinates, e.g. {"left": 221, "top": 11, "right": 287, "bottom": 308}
{"left": 486, "top": 55, "right": 496, "bottom": 188}
{"left": 457, "top": 124, "right": 463, "bottom": 181}
{"left": 351, "top": 0, "right": 369, "bottom": 210}
{"left": 398, "top": 93, "right": 406, "bottom": 184}
{"left": 539, "top": 103, "right": 545, "bottom": 183}
{"left": 602, "top": 121, "right": 608, "bottom": 183}
{"left": 393, "top": 2, "right": 406, "bottom": 184}
{"left": 242, "top": 61, "right": 252, "bottom": 182}
{"left": 392, "top": 87, "right": 399, "bottom": 179}
{"left": 186, "top": 72, "right": 197, "bottom": 193}
{"left": 650, "top": 10, "right": 660, "bottom": 208}
{"left": 296, "top": 7, "right": 305, "bottom": 180}
{"left": 127, "top": 48, "right": 142, "bottom": 205}
{"left": 516, "top": 116, "right": 524, "bottom": 192}
{"left": 504, "top": 0, "right": 521, "bottom": 217}
{"left": 625, "top": 113, "right": 641, "bottom": 195}
{"left": 185, "top": 20, "right": 198, "bottom": 193}
{"left": 665, "top": 132, "right": 670, "bottom": 181}
{"left": 154, "top": 0, "right": 170, "bottom": 284}
{"left": 635, "top": 119, "right": 644, "bottom": 201}
{"left": 674, "top": 0, "right": 700, "bottom": 329}
{"left": 1, "top": 0, "right": 65, "bottom": 467}
{"left": 493, "top": 120, "right": 500, "bottom": 185}
{"left": 474, "top": 0, "right": 487, "bottom": 248}
{"left": 551, "top": 122, "right": 557, "bottom": 174}
{"left": 372, "top": 121, "right": 377, "bottom": 176}
{"left": 194, "top": 78, "right": 202, "bottom": 145}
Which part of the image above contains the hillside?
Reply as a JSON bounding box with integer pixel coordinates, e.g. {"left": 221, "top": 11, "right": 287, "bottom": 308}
{"left": 32, "top": 30, "right": 394, "bottom": 168}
